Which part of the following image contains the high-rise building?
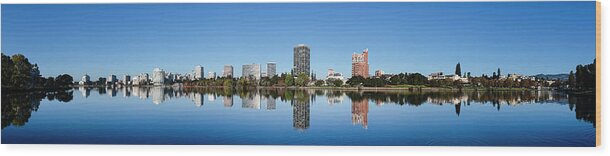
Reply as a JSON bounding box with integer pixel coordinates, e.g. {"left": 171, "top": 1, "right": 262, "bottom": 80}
{"left": 152, "top": 68, "right": 165, "bottom": 86}
{"left": 123, "top": 75, "right": 131, "bottom": 85}
{"left": 194, "top": 65, "right": 204, "bottom": 80}
{"left": 242, "top": 64, "right": 261, "bottom": 80}
{"left": 267, "top": 62, "right": 276, "bottom": 77}
{"left": 293, "top": 44, "right": 310, "bottom": 76}
{"left": 223, "top": 65, "right": 234, "bottom": 78}
{"left": 107, "top": 75, "right": 117, "bottom": 85}
{"left": 352, "top": 48, "right": 369, "bottom": 78}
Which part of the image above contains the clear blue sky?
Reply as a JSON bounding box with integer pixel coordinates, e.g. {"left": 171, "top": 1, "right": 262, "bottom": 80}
{"left": 1, "top": 2, "right": 596, "bottom": 79}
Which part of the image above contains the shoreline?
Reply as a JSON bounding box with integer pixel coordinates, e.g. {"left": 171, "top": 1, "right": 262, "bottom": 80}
{"left": 69, "top": 84, "right": 546, "bottom": 92}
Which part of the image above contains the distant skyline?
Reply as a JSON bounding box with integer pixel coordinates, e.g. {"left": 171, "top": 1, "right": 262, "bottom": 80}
{"left": 1, "top": 2, "right": 596, "bottom": 79}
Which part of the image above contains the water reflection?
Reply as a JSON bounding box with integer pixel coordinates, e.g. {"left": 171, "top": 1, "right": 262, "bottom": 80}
{"left": 1, "top": 87, "right": 596, "bottom": 131}
{"left": 2, "top": 90, "right": 73, "bottom": 129}
{"left": 292, "top": 90, "right": 311, "bottom": 131}
{"left": 351, "top": 98, "right": 368, "bottom": 129}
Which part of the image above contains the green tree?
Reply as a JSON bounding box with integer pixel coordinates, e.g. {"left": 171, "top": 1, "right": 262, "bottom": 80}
{"left": 326, "top": 79, "right": 343, "bottom": 87}
{"left": 314, "top": 80, "right": 325, "bottom": 86}
{"left": 1, "top": 53, "right": 14, "bottom": 87}
{"left": 455, "top": 62, "right": 461, "bottom": 76}
{"left": 55, "top": 74, "right": 73, "bottom": 87}
{"left": 223, "top": 79, "right": 233, "bottom": 87}
{"left": 237, "top": 77, "right": 249, "bottom": 87}
{"left": 568, "top": 70, "right": 575, "bottom": 88}
{"left": 295, "top": 73, "right": 310, "bottom": 87}
{"left": 284, "top": 74, "right": 294, "bottom": 86}
{"left": 10, "top": 54, "right": 33, "bottom": 88}
{"left": 347, "top": 76, "right": 366, "bottom": 86}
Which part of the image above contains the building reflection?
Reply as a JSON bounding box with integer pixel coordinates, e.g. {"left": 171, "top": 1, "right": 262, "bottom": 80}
{"left": 223, "top": 96, "right": 234, "bottom": 108}
{"left": 50, "top": 87, "right": 598, "bottom": 130}
{"left": 122, "top": 87, "right": 131, "bottom": 97}
{"left": 266, "top": 97, "right": 276, "bottom": 110}
{"left": 351, "top": 99, "right": 369, "bottom": 129}
{"left": 106, "top": 87, "right": 117, "bottom": 97}
{"left": 78, "top": 86, "right": 90, "bottom": 98}
{"left": 242, "top": 92, "right": 261, "bottom": 109}
{"left": 191, "top": 92, "right": 204, "bottom": 107}
{"left": 151, "top": 86, "right": 165, "bottom": 104}
{"left": 292, "top": 90, "right": 310, "bottom": 131}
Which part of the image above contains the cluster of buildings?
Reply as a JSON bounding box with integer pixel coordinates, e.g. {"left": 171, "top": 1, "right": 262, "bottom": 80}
{"left": 77, "top": 44, "right": 380, "bottom": 86}
{"left": 427, "top": 72, "right": 469, "bottom": 83}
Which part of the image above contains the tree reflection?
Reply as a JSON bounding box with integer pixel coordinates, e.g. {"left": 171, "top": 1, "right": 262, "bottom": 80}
{"left": 568, "top": 94, "right": 596, "bottom": 126}
{"left": 5, "top": 87, "right": 594, "bottom": 130}
{"left": 78, "top": 87, "right": 595, "bottom": 127}
{"left": 1, "top": 90, "right": 73, "bottom": 129}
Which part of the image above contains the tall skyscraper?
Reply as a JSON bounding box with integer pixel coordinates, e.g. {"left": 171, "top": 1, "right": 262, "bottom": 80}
{"left": 194, "top": 65, "right": 204, "bottom": 80}
{"left": 223, "top": 65, "right": 234, "bottom": 78}
{"left": 242, "top": 64, "right": 261, "bottom": 80}
{"left": 352, "top": 48, "right": 369, "bottom": 78}
{"left": 267, "top": 62, "right": 276, "bottom": 77}
{"left": 293, "top": 44, "right": 310, "bottom": 76}
{"left": 123, "top": 74, "right": 131, "bottom": 85}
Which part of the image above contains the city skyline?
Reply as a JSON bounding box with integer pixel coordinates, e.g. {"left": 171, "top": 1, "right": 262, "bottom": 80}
{"left": 1, "top": 2, "right": 596, "bottom": 79}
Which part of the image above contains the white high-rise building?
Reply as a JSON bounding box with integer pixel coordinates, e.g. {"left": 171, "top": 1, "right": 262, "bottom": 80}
{"left": 107, "top": 75, "right": 117, "bottom": 85}
{"left": 242, "top": 64, "right": 261, "bottom": 80}
{"left": 267, "top": 62, "right": 276, "bottom": 77}
{"left": 223, "top": 65, "right": 234, "bottom": 78}
{"left": 152, "top": 68, "right": 166, "bottom": 86}
{"left": 123, "top": 75, "right": 131, "bottom": 85}
{"left": 194, "top": 65, "right": 204, "bottom": 80}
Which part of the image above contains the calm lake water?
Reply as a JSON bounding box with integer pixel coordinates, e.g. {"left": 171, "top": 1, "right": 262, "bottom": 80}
{"left": 1, "top": 87, "right": 596, "bottom": 146}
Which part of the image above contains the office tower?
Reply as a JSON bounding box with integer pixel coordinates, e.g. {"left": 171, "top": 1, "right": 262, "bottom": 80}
{"left": 293, "top": 44, "right": 310, "bottom": 76}
{"left": 267, "top": 62, "right": 276, "bottom": 77}
{"left": 194, "top": 65, "right": 204, "bottom": 80}
{"left": 123, "top": 75, "right": 131, "bottom": 85}
{"left": 352, "top": 48, "right": 369, "bottom": 78}
{"left": 152, "top": 68, "right": 165, "bottom": 86}
{"left": 223, "top": 65, "right": 234, "bottom": 78}
{"left": 242, "top": 64, "right": 261, "bottom": 80}
{"left": 107, "top": 75, "right": 117, "bottom": 85}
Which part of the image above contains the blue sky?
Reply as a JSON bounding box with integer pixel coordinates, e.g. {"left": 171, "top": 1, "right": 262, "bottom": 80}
{"left": 1, "top": 2, "right": 596, "bottom": 79}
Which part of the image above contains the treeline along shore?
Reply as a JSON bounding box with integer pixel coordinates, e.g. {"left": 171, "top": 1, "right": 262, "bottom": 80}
{"left": 2, "top": 53, "right": 73, "bottom": 92}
